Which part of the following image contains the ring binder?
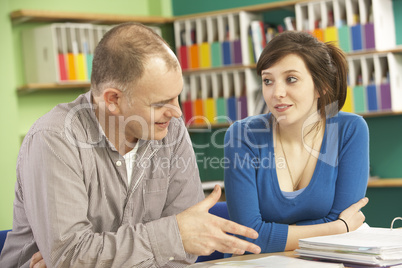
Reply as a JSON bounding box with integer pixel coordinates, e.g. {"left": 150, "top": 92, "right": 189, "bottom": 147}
{"left": 391, "top": 216, "right": 402, "bottom": 230}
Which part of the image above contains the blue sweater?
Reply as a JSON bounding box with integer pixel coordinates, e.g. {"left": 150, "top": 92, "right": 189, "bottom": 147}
{"left": 224, "top": 112, "right": 369, "bottom": 253}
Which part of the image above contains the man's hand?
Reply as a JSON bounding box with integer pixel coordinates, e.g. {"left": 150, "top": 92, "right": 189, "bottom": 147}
{"left": 30, "top": 251, "right": 46, "bottom": 268}
{"left": 176, "top": 185, "right": 261, "bottom": 256}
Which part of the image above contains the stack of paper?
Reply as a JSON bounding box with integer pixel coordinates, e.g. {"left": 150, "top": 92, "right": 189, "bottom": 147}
{"left": 297, "top": 226, "right": 402, "bottom": 267}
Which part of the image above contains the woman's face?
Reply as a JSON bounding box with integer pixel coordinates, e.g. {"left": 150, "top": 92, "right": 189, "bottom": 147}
{"left": 261, "top": 53, "right": 320, "bottom": 128}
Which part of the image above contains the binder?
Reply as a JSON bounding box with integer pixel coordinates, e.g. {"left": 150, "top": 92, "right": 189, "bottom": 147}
{"left": 372, "top": 0, "right": 396, "bottom": 50}
{"left": 239, "top": 11, "right": 261, "bottom": 65}
{"left": 66, "top": 25, "right": 78, "bottom": 80}
{"left": 233, "top": 71, "right": 247, "bottom": 120}
{"left": 309, "top": 2, "right": 324, "bottom": 42}
{"left": 188, "top": 19, "right": 200, "bottom": 69}
{"left": 228, "top": 13, "right": 242, "bottom": 65}
{"left": 83, "top": 26, "right": 94, "bottom": 79}
{"left": 387, "top": 53, "right": 402, "bottom": 111}
{"left": 350, "top": 24, "right": 363, "bottom": 51}
{"left": 394, "top": 0, "right": 402, "bottom": 45}
{"left": 207, "top": 16, "right": 222, "bottom": 67}
{"left": 361, "top": 56, "right": 378, "bottom": 112}
{"left": 375, "top": 54, "right": 392, "bottom": 111}
{"left": 341, "top": 86, "right": 354, "bottom": 113}
{"left": 197, "top": 18, "right": 211, "bottom": 68}
{"left": 334, "top": 0, "right": 351, "bottom": 52}
{"left": 338, "top": 25, "right": 351, "bottom": 52}
{"left": 201, "top": 74, "right": 216, "bottom": 124}
{"left": 348, "top": 57, "right": 366, "bottom": 113}
{"left": 244, "top": 68, "right": 261, "bottom": 117}
{"left": 297, "top": 218, "right": 402, "bottom": 267}
{"left": 191, "top": 75, "right": 205, "bottom": 125}
{"left": 250, "top": 20, "right": 266, "bottom": 63}
{"left": 212, "top": 73, "right": 227, "bottom": 123}
{"left": 73, "top": 24, "right": 89, "bottom": 81}
{"left": 55, "top": 24, "right": 68, "bottom": 81}
{"left": 174, "top": 20, "right": 189, "bottom": 70}
{"left": 295, "top": 2, "right": 309, "bottom": 32}
{"left": 363, "top": 22, "right": 375, "bottom": 50}
{"left": 219, "top": 15, "right": 232, "bottom": 66}
{"left": 347, "top": 0, "right": 363, "bottom": 51}
{"left": 180, "top": 76, "right": 193, "bottom": 125}
{"left": 353, "top": 85, "right": 366, "bottom": 113}
{"left": 223, "top": 72, "right": 237, "bottom": 123}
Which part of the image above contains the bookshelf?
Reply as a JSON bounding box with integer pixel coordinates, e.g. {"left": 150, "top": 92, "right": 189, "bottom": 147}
{"left": 173, "top": 0, "right": 402, "bottom": 128}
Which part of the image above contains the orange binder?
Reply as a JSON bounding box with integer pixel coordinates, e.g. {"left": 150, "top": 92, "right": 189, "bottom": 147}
{"left": 67, "top": 53, "right": 77, "bottom": 80}
{"left": 189, "top": 44, "right": 200, "bottom": 69}
{"left": 193, "top": 99, "right": 204, "bottom": 124}
{"left": 312, "top": 28, "right": 324, "bottom": 42}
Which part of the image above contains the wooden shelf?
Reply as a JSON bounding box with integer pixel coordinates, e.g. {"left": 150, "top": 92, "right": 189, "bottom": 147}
{"left": 359, "top": 110, "right": 402, "bottom": 118}
{"left": 10, "top": 9, "right": 174, "bottom": 25}
{"left": 346, "top": 46, "right": 402, "bottom": 57}
{"left": 17, "top": 83, "right": 90, "bottom": 94}
{"left": 367, "top": 178, "right": 402, "bottom": 188}
{"left": 187, "top": 123, "right": 231, "bottom": 130}
{"left": 182, "top": 64, "right": 257, "bottom": 75}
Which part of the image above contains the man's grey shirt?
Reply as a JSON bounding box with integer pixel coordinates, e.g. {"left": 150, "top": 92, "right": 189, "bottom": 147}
{"left": 0, "top": 91, "right": 204, "bottom": 267}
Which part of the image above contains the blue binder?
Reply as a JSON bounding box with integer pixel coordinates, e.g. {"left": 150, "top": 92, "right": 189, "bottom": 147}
{"left": 226, "top": 97, "right": 237, "bottom": 123}
{"left": 366, "top": 84, "right": 378, "bottom": 112}
{"left": 351, "top": 24, "right": 363, "bottom": 51}
{"left": 222, "top": 41, "right": 232, "bottom": 65}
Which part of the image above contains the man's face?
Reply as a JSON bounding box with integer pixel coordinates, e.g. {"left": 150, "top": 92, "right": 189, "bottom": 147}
{"left": 119, "top": 56, "right": 183, "bottom": 142}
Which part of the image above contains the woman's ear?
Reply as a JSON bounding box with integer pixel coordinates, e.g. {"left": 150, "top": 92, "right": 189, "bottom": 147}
{"left": 103, "top": 88, "right": 123, "bottom": 115}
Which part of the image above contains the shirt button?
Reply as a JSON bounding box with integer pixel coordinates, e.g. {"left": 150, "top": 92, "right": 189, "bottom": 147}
{"left": 116, "top": 160, "right": 122, "bottom": 166}
{"left": 169, "top": 257, "right": 174, "bottom": 261}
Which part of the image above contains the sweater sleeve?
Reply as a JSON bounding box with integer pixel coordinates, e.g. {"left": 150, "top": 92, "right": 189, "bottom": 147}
{"left": 224, "top": 121, "right": 289, "bottom": 253}
{"left": 296, "top": 115, "right": 369, "bottom": 225}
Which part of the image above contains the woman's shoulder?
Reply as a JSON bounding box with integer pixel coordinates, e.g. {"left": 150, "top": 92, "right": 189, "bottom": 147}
{"left": 228, "top": 113, "right": 272, "bottom": 131}
{"left": 328, "top": 111, "right": 369, "bottom": 137}
{"left": 329, "top": 111, "right": 367, "bottom": 127}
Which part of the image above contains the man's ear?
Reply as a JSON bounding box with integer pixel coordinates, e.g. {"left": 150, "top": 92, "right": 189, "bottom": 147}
{"left": 103, "top": 88, "right": 123, "bottom": 115}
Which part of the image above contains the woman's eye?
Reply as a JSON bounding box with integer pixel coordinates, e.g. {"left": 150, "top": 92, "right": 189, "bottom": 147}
{"left": 287, "top": 76, "right": 297, "bottom": 83}
{"left": 263, "top": 78, "right": 272, "bottom": 85}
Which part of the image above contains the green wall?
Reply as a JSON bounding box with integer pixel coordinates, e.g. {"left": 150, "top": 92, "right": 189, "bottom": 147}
{"left": 172, "top": 0, "right": 290, "bottom": 16}
{"left": 0, "top": 0, "right": 172, "bottom": 230}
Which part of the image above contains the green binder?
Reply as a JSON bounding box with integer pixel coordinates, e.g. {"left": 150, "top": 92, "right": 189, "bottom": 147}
{"left": 353, "top": 85, "right": 367, "bottom": 113}
{"left": 211, "top": 42, "right": 222, "bottom": 67}
{"left": 338, "top": 26, "right": 351, "bottom": 53}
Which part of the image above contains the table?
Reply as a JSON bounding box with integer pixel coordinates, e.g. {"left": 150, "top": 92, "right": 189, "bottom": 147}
{"left": 206, "top": 251, "right": 354, "bottom": 267}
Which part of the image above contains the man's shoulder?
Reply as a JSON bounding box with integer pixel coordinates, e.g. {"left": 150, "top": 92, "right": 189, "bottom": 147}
{"left": 28, "top": 92, "right": 92, "bottom": 136}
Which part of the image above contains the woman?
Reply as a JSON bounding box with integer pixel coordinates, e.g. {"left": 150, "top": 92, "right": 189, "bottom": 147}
{"left": 224, "top": 31, "right": 369, "bottom": 253}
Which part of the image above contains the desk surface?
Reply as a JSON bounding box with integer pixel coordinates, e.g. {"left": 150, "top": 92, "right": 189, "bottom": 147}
{"left": 208, "top": 251, "right": 296, "bottom": 263}
{"left": 207, "top": 251, "right": 352, "bottom": 267}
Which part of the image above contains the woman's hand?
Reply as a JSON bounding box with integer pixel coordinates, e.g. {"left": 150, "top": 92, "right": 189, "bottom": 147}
{"left": 338, "top": 197, "right": 369, "bottom": 232}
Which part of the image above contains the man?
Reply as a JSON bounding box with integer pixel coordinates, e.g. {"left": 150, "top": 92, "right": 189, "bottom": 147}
{"left": 0, "top": 22, "right": 260, "bottom": 268}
